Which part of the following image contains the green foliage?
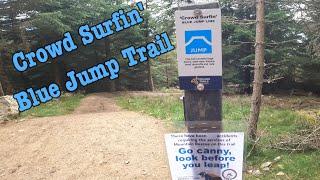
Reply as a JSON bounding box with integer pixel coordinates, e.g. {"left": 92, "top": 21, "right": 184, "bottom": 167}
{"left": 0, "top": 0, "right": 155, "bottom": 93}
{"left": 0, "top": 0, "right": 319, "bottom": 93}
{"left": 147, "top": 0, "right": 178, "bottom": 90}
{"left": 152, "top": 51, "right": 179, "bottom": 89}
{"left": 221, "top": 0, "right": 320, "bottom": 93}
{"left": 32, "top": 12, "right": 72, "bottom": 34}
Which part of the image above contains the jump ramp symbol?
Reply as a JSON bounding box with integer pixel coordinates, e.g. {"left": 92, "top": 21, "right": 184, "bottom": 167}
{"left": 185, "top": 30, "right": 212, "bottom": 54}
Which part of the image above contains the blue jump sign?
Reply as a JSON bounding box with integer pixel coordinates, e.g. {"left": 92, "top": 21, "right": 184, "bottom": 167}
{"left": 175, "top": 9, "right": 222, "bottom": 91}
{"left": 185, "top": 30, "right": 212, "bottom": 54}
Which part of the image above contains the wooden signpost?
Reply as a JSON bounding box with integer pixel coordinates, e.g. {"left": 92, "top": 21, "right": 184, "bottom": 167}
{"left": 165, "top": 2, "right": 245, "bottom": 180}
{"left": 175, "top": 2, "right": 222, "bottom": 133}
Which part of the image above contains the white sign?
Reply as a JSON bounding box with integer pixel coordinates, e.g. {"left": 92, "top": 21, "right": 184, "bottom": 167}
{"left": 165, "top": 133, "right": 244, "bottom": 180}
{"left": 175, "top": 8, "right": 222, "bottom": 90}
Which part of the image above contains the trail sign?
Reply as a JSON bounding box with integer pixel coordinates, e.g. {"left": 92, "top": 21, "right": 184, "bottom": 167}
{"left": 175, "top": 7, "right": 222, "bottom": 90}
{"left": 166, "top": 3, "right": 246, "bottom": 180}
{"left": 165, "top": 133, "right": 244, "bottom": 180}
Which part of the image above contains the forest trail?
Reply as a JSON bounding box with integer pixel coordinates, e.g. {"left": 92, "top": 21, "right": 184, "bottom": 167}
{"left": 0, "top": 93, "right": 171, "bottom": 180}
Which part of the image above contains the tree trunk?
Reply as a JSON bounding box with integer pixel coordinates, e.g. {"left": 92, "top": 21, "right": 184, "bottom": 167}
{"left": 145, "top": 0, "right": 154, "bottom": 91}
{"left": 147, "top": 61, "right": 154, "bottom": 91}
{"left": 0, "top": 81, "right": 4, "bottom": 96}
{"left": 165, "top": 55, "right": 169, "bottom": 88}
{"left": 53, "top": 63, "right": 62, "bottom": 88}
{"left": 0, "top": 57, "right": 8, "bottom": 96}
{"left": 104, "top": 39, "right": 117, "bottom": 92}
{"left": 248, "top": 0, "right": 265, "bottom": 141}
{"left": 109, "top": 80, "right": 116, "bottom": 92}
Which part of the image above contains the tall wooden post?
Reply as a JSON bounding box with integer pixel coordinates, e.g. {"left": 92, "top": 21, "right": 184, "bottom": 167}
{"left": 248, "top": 0, "right": 265, "bottom": 140}
{"left": 169, "top": 3, "right": 226, "bottom": 179}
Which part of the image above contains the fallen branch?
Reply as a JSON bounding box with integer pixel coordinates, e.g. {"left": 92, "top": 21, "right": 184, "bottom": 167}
{"left": 247, "top": 136, "right": 261, "bottom": 158}
{"left": 270, "top": 126, "right": 320, "bottom": 152}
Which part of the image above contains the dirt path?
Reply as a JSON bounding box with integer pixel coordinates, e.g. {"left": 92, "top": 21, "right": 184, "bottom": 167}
{"left": 0, "top": 93, "right": 171, "bottom": 180}
{"left": 73, "top": 93, "right": 122, "bottom": 114}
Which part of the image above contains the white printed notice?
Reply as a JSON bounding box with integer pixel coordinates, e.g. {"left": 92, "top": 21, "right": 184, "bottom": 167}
{"left": 165, "top": 133, "right": 244, "bottom": 180}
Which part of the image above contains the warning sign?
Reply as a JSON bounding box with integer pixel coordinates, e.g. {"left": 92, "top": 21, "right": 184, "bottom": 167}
{"left": 175, "top": 8, "right": 222, "bottom": 90}
{"left": 165, "top": 133, "right": 244, "bottom": 180}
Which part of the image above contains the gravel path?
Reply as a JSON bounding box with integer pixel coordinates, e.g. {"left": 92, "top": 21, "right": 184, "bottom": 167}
{"left": 0, "top": 93, "right": 171, "bottom": 180}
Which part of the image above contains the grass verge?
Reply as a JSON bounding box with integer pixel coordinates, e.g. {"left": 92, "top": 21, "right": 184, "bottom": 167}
{"left": 116, "top": 95, "right": 320, "bottom": 179}
{"left": 20, "top": 93, "right": 85, "bottom": 118}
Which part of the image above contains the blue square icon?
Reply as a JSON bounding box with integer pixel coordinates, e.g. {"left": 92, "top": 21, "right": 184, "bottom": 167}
{"left": 185, "top": 30, "right": 212, "bottom": 54}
